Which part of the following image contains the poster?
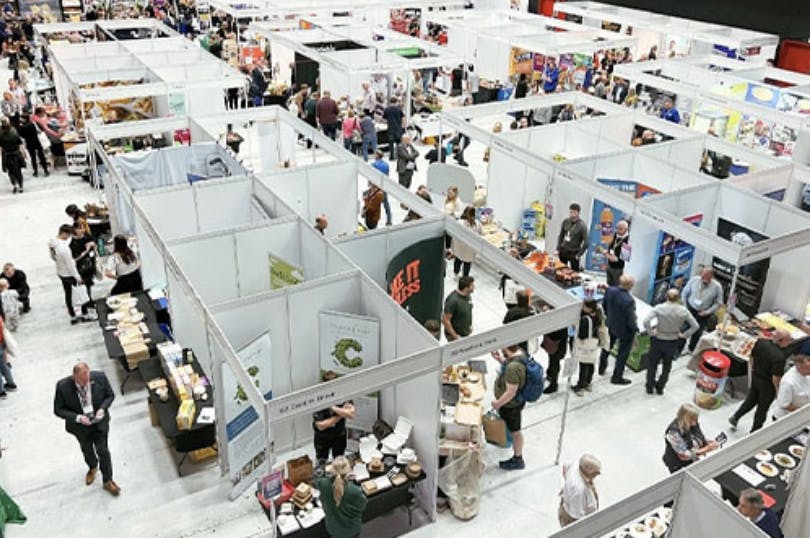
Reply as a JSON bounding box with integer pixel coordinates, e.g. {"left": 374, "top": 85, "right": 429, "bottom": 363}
{"left": 585, "top": 180, "right": 660, "bottom": 272}
{"left": 386, "top": 236, "right": 445, "bottom": 326}
{"left": 647, "top": 214, "right": 704, "bottom": 305}
{"left": 268, "top": 253, "right": 304, "bottom": 289}
{"left": 225, "top": 333, "right": 273, "bottom": 497}
{"left": 319, "top": 310, "right": 381, "bottom": 376}
{"left": 510, "top": 47, "right": 535, "bottom": 76}
{"left": 711, "top": 218, "right": 770, "bottom": 317}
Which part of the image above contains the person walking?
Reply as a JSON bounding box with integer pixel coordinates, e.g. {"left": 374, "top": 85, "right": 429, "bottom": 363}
{"left": 605, "top": 220, "right": 630, "bottom": 286}
{"left": 681, "top": 268, "right": 724, "bottom": 353}
{"left": 728, "top": 330, "right": 793, "bottom": 433}
{"left": 18, "top": 113, "right": 48, "bottom": 177}
{"left": 69, "top": 221, "right": 98, "bottom": 309}
{"left": 0, "top": 116, "right": 24, "bottom": 194}
{"left": 104, "top": 235, "right": 143, "bottom": 295}
{"left": 370, "top": 150, "right": 392, "bottom": 225}
{"left": 572, "top": 299, "right": 606, "bottom": 396}
{"left": 450, "top": 206, "right": 480, "bottom": 279}
{"left": 556, "top": 203, "right": 588, "bottom": 271}
{"left": 599, "top": 274, "right": 637, "bottom": 385}
{"left": 559, "top": 454, "right": 601, "bottom": 527}
{"left": 662, "top": 403, "right": 718, "bottom": 473}
{"left": 316, "top": 90, "right": 340, "bottom": 141}
{"left": 396, "top": 134, "right": 419, "bottom": 189}
{"left": 361, "top": 181, "right": 385, "bottom": 231}
{"left": 53, "top": 362, "right": 120, "bottom": 495}
{"left": 642, "top": 289, "right": 699, "bottom": 395}
{"left": 491, "top": 344, "right": 527, "bottom": 471}
{"left": 442, "top": 276, "right": 474, "bottom": 342}
{"left": 382, "top": 97, "right": 404, "bottom": 160}
{"left": 317, "top": 456, "right": 367, "bottom": 538}
{"left": 49, "top": 224, "right": 90, "bottom": 324}
{"left": 359, "top": 111, "right": 377, "bottom": 162}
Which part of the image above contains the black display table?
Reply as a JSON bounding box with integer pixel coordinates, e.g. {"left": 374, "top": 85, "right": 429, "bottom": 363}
{"left": 258, "top": 472, "right": 426, "bottom": 537}
{"left": 714, "top": 430, "right": 806, "bottom": 516}
{"left": 95, "top": 291, "right": 171, "bottom": 394}
{"left": 139, "top": 356, "right": 217, "bottom": 476}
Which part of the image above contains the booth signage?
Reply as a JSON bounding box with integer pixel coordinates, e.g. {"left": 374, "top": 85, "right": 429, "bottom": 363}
{"left": 268, "top": 254, "right": 304, "bottom": 289}
{"left": 318, "top": 310, "right": 381, "bottom": 376}
{"left": 225, "top": 333, "right": 273, "bottom": 497}
{"left": 711, "top": 218, "right": 770, "bottom": 317}
{"left": 585, "top": 179, "right": 635, "bottom": 272}
{"left": 647, "top": 214, "right": 703, "bottom": 305}
{"left": 385, "top": 236, "right": 445, "bottom": 326}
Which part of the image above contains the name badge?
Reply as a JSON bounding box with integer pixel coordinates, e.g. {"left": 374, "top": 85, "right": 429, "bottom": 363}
{"left": 83, "top": 402, "right": 94, "bottom": 415}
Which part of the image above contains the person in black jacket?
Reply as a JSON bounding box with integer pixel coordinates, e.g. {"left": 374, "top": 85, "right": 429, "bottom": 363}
{"left": 503, "top": 290, "right": 534, "bottom": 353}
{"left": 248, "top": 64, "right": 267, "bottom": 107}
{"left": 53, "top": 362, "right": 120, "bottom": 495}
{"left": 0, "top": 116, "right": 24, "bottom": 193}
{"left": 605, "top": 220, "right": 629, "bottom": 286}
{"left": 2, "top": 262, "right": 30, "bottom": 312}
{"left": 18, "top": 114, "right": 48, "bottom": 177}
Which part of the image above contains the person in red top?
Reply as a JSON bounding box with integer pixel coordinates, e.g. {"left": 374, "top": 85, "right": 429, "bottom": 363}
{"left": 316, "top": 90, "right": 340, "bottom": 141}
{"left": 31, "top": 105, "right": 65, "bottom": 161}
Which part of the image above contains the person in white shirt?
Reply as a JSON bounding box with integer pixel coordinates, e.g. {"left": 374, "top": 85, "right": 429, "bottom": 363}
{"left": 104, "top": 235, "right": 143, "bottom": 296}
{"left": 49, "top": 224, "right": 91, "bottom": 324}
{"left": 360, "top": 81, "right": 376, "bottom": 116}
{"left": 559, "top": 454, "right": 601, "bottom": 527}
{"left": 772, "top": 341, "right": 810, "bottom": 420}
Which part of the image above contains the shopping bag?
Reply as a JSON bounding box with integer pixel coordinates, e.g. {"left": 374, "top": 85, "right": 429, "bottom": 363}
{"left": 72, "top": 284, "right": 89, "bottom": 310}
{"left": 482, "top": 410, "right": 508, "bottom": 447}
{"left": 286, "top": 455, "right": 313, "bottom": 486}
{"left": 3, "top": 326, "right": 19, "bottom": 357}
{"left": 37, "top": 129, "right": 51, "bottom": 151}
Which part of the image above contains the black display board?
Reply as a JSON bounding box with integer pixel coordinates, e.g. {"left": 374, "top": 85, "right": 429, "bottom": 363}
{"left": 385, "top": 236, "right": 445, "bottom": 326}
{"left": 711, "top": 218, "right": 770, "bottom": 317}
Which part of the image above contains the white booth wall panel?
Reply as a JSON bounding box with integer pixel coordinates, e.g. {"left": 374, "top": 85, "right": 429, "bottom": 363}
{"left": 301, "top": 225, "right": 355, "bottom": 279}
{"left": 393, "top": 372, "right": 439, "bottom": 516}
{"left": 625, "top": 218, "right": 665, "bottom": 298}
{"left": 588, "top": 153, "right": 634, "bottom": 181}
{"left": 487, "top": 147, "right": 530, "bottom": 231}
{"left": 359, "top": 280, "right": 398, "bottom": 368}
{"left": 640, "top": 140, "right": 679, "bottom": 161}
{"left": 565, "top": 128, "right": 602, "bottom": 159}
{"left": 335, "top": 232, "right": 389, "bottom": 287}
{"left": 287, "top": 277, "right": 363, "bottom": 392}
{"left": 171, "top": 234, "right": 239, "bottom": 304}
{"left": 195, "top": 180, "right": 254, "bottom": 233}
{"left": 502, "top": 129, "right": 532, "bottom": 149}
{"left": 668, "top": 189, "right": 718, "bottom": 228}
{"left": 715, "top": 189, "right": 771, "bottom": 234}
{"left": 476, "top": 35, "right": 509, "bottom": 82}
{"left": 236, "top": 221, "right": 301, "bottom": 297}
{"left": 668, "top": 138, "right": 705, "bottom": 171}
{"left": 259, "top": 169, "right": 309, "bottom": 215}
{"left": 632, "top": 154, "right": 676, "bottom": 190}
{"left": 135, "top": 188, "right": 198, "bottom": 239}
{"left": 598, "top": 115, "right": 634, "bottom": 145}
{"left": 307, "top": 163, "right": 358, "bottom": 239}
{"left": 527, "top": 127, "right": 566, "bottom": 157}
{"left": 563, "top": 158, "right": 597, "bottom": 180}
{"left": 134, "top": 215, "right": 166, "bottom": 289}
{"left": 761, "top": 247, "right": 810, "bottom": 318}
{"left": 670, "top": 168, "right": 712, "bottom": 192}
{"left": 166, "top": 267, "right": 213, "bottom": 374}
{"left": 272, "top": 42, "right": 296, "bottom": 92}
{"left": 186, "top": 87, "right": 226, "bottom": 116}
{"left": 320, "top": 63, "right": 349, "bottom": 102}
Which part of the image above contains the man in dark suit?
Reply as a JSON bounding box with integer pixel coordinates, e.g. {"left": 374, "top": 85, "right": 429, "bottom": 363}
{"left": 53, "top": 362, "right": 120, "bottom": 495}
{"left": 599, "top": 274, "right": 637, "bottom": 385}
{"left": 737, "top": 488, "right": 783, "bottom": 537}
{"left": 395, "top": 134, "right": 419, "bottom": 189}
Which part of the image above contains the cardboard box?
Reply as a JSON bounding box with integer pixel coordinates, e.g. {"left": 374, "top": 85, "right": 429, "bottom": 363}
{"left": 123, "top": 341, "right": 150, "bottom": 370}
{"left": 176, "top": 399, "right": 196, "bottom": 431}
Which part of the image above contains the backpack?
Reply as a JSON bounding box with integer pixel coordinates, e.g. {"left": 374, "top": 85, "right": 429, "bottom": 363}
{"left": 504, "top": 355, "right": 544, "bottom": 404}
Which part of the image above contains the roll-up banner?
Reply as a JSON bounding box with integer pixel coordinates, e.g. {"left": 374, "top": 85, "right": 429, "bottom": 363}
{"left": 385, "top": 236, "right": 446, "bottom": 326}
{"left": 647, "top": 214, "right": 704, "bottom": 305}
{"left": 712, "top": 218, "right": 770, "bottom": 317}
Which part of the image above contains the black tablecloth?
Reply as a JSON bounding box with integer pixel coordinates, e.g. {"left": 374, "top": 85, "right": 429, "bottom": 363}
{"left": 95, "top": 291, "right": 170, "bottom": 368}
{"left": 259, "top": 472, "right": 426, "bottom": 537}
{"left": 714, "top": 431, "right": 806, "bottom": 515}
{"left": 139, "top": 356, "right": 216, "bottom": 453}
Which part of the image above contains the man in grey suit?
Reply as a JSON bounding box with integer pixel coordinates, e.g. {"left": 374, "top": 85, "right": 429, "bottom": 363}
{"left": 54, "top": 362, "right": 120, "bottom": 495}
{"left": 396, "top": 134, "right": 419, "bottom": 189}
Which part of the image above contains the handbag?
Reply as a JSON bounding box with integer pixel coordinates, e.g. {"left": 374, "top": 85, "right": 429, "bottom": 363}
{"left": 71, "top": 284, "right": 89, "bottom": 309}
{"left": 482, "top": 410, "right": 508, "bottom": 446}
{"left": 36, "top": 126, "right": 51, "bottom": 151}
{"left": 77, "top": 255, "right": 95, "bottom": 276}
{"left": 541, "top": 335, "right": 559, "bottom": 356}
{"left": 351, "top": 119, "right": 362, "bottom": 144}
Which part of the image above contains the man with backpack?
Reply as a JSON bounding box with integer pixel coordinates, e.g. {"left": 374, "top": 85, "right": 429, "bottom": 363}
{"left": 491, "top": 344, "right": 544, "bottom": 471}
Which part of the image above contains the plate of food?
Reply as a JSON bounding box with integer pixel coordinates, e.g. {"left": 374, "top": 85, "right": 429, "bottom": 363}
{"left": 788, "top": 444, "right": 805, "bottom": 459}
{"left": 644, "top": 516, "right": 667, "bottom": 537}
{"left": 756, "top": 461, "right": 779, "bottom": 477}
{"left": 628, "top": 523, "right": 652, "bottom": 538}
{"left": 656, "top": 507, "right": 673, "bottom": 523}
{"left": 754, "top": 450, "right": 773, "bottom": 461}
{"left": 774, "top": 453, "right": 797, "bottom": 469}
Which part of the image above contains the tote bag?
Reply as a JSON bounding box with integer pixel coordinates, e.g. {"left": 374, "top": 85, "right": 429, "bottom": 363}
{"left": 573, "top": 316, "right": 600, "bottom": 365}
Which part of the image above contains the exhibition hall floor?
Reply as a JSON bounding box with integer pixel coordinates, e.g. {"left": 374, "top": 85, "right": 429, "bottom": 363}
{"left": 0, "top": 126, "right": 750, "bottom": 539}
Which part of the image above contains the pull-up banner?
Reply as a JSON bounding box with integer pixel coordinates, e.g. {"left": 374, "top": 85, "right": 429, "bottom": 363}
{"left": 386, "top": 236, "right": 445, "bottom": 326}
{"left": 712, "top": 218, "right": 770, "bottom": 317}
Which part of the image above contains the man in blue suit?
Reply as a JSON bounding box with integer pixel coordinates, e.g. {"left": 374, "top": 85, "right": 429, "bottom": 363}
{"left": 659, "top": 99, "right": 681, "bottom": 124}
{"left": 599, "top": 274, "right": 637, "bottom": 385}
{"left": 737, "top": 488, "right": 783, "bottom": 537}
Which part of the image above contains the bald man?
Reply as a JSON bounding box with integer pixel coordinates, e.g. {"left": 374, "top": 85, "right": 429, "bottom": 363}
{"left": 681, "top": 268, "right": 724, "bottom": 353}
{"left": 54, "top": 362, "right": 119, "bottom": 495}
{"left": 729, "top": 329, "right": 793, "bottom": 433}
{"left": 643, "top": 289, "right": 699, "bottom": 395}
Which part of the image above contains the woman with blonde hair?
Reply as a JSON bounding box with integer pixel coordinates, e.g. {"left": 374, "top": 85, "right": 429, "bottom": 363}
{"left": 662, "top": 403, "right": 719, "bottom": 473}
{"left": 317, "top": 455, "right": 367, "bottom": 537}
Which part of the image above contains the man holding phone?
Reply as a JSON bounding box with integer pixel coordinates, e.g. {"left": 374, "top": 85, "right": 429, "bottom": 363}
{"left": 53, "top": 362, "right": 120, "bottom": 496}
